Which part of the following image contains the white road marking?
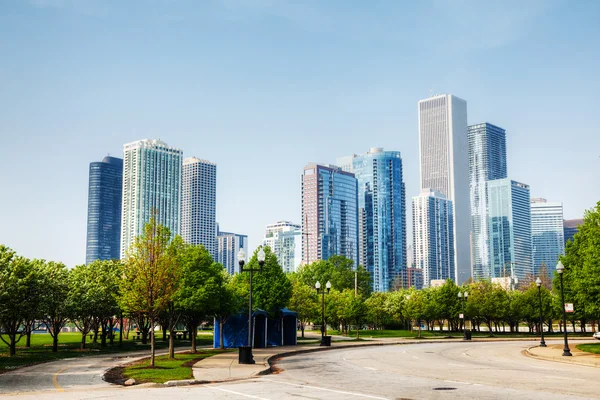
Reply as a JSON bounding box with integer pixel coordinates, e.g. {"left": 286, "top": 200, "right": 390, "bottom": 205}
{"left": 210, "top": 387, "right": 271, "bottom": 399}
{"left": 261, "top": 378, "right": 391, "bottom": 400}
{"left": 412, "top": 356, "right": 419, "bottom": 359}
{"left": 364, "top": 367, "right": 377, "bottom": 370}
{"left": 447, "top": 363, "right": 465, "bottom": 367}
{"left": 544, "top": 376, "right": 585, "bottom": 381}
{"left": 443, "top": 380, "right": 468, "bottom": 385}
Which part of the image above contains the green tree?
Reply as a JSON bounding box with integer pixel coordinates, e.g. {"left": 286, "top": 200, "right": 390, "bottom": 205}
{"left": 404, "top": 289, "right": 425, "bottom": 337}
{"left": 67, "top": 263, "right": 97, "bottom": 350}
{"left": 174, "top": 244, "right": 226, "bottom": 353}
{"left": 236, "top": 246, "right": 292, "bottom": 316}
{"left": 365, "top": 292, "right": 390, "bottom": 330}
{"left": 288, "top": 274, "right": 318, "bottom": 337}
{"left": 39, "top": 260, "right": 71, "bottom": 353}
{"left": 297, "top": 256, "right": 370, "bottom": 296}
{"left": 0, "top": 247, "right": 40, "bottom": 357}
{"left": 120, "top": 217, "right": 182, "bottom": 367}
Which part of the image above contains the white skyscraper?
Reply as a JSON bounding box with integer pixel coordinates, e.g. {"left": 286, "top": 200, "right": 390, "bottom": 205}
{"left": 217, "top": 228, "right": 248, "bottom": 275}
{"left": 181, "top": 157, "right": 217, "bottom": 259}
{"left": 262, "top": 221, "right": 302, "bottom": 273}
{"left": 121, "top": 139, "right": 183, "bottom": 258}
{"left": 418, "top": 94, "right": 470, "bottom": 283}
{"left": 412, "top": 189, "right": 455, "bottom": 287}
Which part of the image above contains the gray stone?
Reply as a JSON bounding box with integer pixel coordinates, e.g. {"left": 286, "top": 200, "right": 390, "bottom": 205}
{"left": 124, "top": 378, "right": 136, "bottom": 386}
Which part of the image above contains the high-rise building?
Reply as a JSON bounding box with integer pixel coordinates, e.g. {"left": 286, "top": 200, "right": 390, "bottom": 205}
{"left": 181, "top": 157, "right": 217, "bottom": 259}
{"left": 487, "top": 179, "right": 533, "bottom": 281}
{"left": 121, "top": 139, "right": 183, "bottom": 258}
{"left": 86, "top": 156, "right": 123, "bottom": 264}
{"left": 262, "top": 221, "right": 302, "bottom": 273}
{"left": 530, "top": 198, "right": 565, "bottom": 277}
{"left": 564, "top": 219, "right": 583, "bottom": 245}
{"left": 418, "top": 94, "right": 470, "bottom": 283}
{"left": 301, "top": 163, "right": 359, "bottom": 267}
{"left": 217, "top": 227, "right": 248, "bottom": 275}
{"left": 412, "top": 189, "right": 455, "bottom": 287}
{"left": 349, "top": 148, "right": 406, "bottom": 292}
{"left": 468, "top": 123, "right": 508, "bottom": 280}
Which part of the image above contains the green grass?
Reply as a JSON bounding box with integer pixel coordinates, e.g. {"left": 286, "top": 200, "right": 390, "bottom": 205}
{"left": 0, "top": 332, "right": 214, "bottom": 374}
{"left": 122, "top": 351, "right": 223, "bottom": 384}
{"left": 577, "top": 343, "right": 600, "bottom": 354}
{"left": 334, "top": 329, "right": 576, "bottom": 339}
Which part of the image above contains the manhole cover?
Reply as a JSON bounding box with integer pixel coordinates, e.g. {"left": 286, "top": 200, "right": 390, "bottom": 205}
{"left": 432, "top": 387, "right": 457, "bottom": 391}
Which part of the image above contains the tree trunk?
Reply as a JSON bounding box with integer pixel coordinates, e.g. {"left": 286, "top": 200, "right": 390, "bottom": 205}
{"left": 168, "top": 326, "right": 175, "bottom": 359}
{"left": 142, "top": 330, "right": 148, "bottom": 344}
{"left": 150, "top": 328, "right": 155, "bottom": 367}
{"left": 219, "top": 316, "right": 225, "bottom": 350}
{"left": 301, "top": 323, "right": 305, "bottom": 338}
{"left": 81, "top": 333, "right": 87, "bottom": 350}
{"left": 162, "top": 325, "right": 168, "bottom": 342}
{"left": 9, "top": 335, "right": 16, "bottom": 357}
{"left": 100, "top": 321, "right": 107, "bottom": 347}
{"left": 190, "top": 324, "right": 197, "bottom": 353}
{"left": 52, "top": 334, "right": 59, "bottom": 353}
{"left": 26, "top": 331, "right": 31, "bottom": 348}
{"left": 119, "top": 316, "right": 123, "bottom": 347}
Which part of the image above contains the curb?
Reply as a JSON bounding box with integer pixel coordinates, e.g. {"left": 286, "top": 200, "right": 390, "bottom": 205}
{"left": 523, "top": 346, "right": 600, "bottom": 369}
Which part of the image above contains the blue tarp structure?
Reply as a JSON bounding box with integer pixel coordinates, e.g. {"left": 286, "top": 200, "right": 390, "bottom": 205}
{"left": 214, "top": 308, "right": 298, "bottom": 349}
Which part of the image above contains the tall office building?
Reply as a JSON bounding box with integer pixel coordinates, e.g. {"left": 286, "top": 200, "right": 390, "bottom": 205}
{"left": 121, "top": 139, "right": 183, "bottom": 258}
{"left": 418, "top": 94, "right": 470, "bottom": 283}
{"left": 217, "top": 228, "right": 248, "bottom": 275}
{"left": 412, "top": 189, "right": 455, "bottom": 287}
{"left": 262, "top": 221, "right": 302, "bottom": 273}
{"left": 530, "top": 198, "right": 565, "bottom": 277}
{"left": 487, "top": 179, "right": 533, "bottom": 281}
{"left": 181, "top": 157, "right": 217, "bottom": 259}
{"left": 468, "top": 123, "right": 508, "bottom": 280}
{"left": 348, "top": 148, "right": 406, "bottom": 292}
{"left": 564, "top": 219, "right": 583, "bottom": 245}
{"left": 86, "top": 156, "right": 123, "bottom": 264}
{"left": 301, "top": 163, "right": 359, "bottom": 267}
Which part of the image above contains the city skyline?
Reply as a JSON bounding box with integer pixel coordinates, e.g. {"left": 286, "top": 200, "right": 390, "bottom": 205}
{"left": 2, "top": 1, "right": 599, "bottom": 268}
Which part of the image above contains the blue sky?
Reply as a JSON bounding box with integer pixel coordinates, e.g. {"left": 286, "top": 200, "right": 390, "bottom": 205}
{"left": 1, "top": 0, "right": 599, "bottom": 268}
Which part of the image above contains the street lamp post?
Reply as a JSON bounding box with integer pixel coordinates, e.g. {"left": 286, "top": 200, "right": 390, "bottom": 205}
{"left": 458, "top": 291, "right": 470, "bottom": 340}
{"left": 316, "top": 280, "right": 331, "bottom": 346}
{"left": 238, "top": 248, "right": 266, "bottom": 364}
{"left": 535, "top": 277, "right": 547, "bottom": 347}
{"left": 556, "top": 261, "right": 572, "bottom": 356}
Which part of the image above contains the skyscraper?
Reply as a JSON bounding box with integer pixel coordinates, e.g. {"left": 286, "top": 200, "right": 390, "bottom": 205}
{"left": 217, "top": 227, "right": 248, "bottom": 275}
{"left": 418, "top": 94, "right": 470, "bottom": 283}
{"left": 262, "top": 221, "right": 302, "bottom": 273}
{"left": 121, "top": 139, "right": 183, "bottom": 258}
{"left": 487, "top": 179, "right": 533, "bottom": 281}
{"left": 181, "top": 157, "right": 217, "bottom": 259}
{"left": 86, "top": 156, "right": 123, "bottom": 264}
{"left": 468, "top": 123, "right": 508, "bottom": 280}
{"left": 350, "top": 148, "right": 406, "bottom": 292}
{"left": 564, "top": 219, "right": 583, "bottom": 245}
{"left": 412, "top": 189, "right": 455, "bottom": 287}
{"left": 301, "top": 163, "right": 359, "bottom": 267}
{"left": 530, "top": 198, "right": 564, "bottom": 277}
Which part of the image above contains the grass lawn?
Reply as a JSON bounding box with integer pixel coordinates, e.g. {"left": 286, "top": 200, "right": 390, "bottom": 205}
{"left": 576, "top": 343, "right": 600, "bottom": 354}
{"left": 333, "top": 329, "right": 575, "bottom": 339}
{"left": 122, "top": 351, "right": 224, "bottom": 384}
{"left": 0, "top": 332, "right": 214, "bottom": 374}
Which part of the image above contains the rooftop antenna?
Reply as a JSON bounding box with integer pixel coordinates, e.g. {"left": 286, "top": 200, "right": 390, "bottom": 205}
{"left": 430, "top": 88, "right": 433, "bottom": 97}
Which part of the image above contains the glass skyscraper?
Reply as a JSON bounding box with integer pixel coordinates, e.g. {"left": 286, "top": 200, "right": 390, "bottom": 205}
{"left": 350, "top": 148, "right": 406, "bottom": 292}
{"left": 121, "top": 139, "right": 183, "bottom": 258}
{"left": 487, "top": 179, "right": 533, "bottom": 281}
{"left": 262, "top": 221, "right": 302, "bottom": 273}
{"left": 301, "top": 163, "right": 359, "bottom": 267}
{"left": 412, "top": 189, "right": 454, "bottom": 287}
{"left": 418, "top": 94, "right": 470, "bottom": 284}
{"left": 530, "top": 198, "right": 564, "bottom": 277}
{"left": 468, "top": 123, "right": 508, "bottom": 280}
{"left": 181, "top": 157, "right": 217, "bottom": 260}
{"left": 564, "top": 219, "right": 583, "bottom": 245}
{"left": 85, "top": 156, "right": 123, "bottom": 264}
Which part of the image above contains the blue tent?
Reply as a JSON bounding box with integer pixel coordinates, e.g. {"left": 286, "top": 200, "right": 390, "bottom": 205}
{"left": 214, "top": 308, "right": 297, "bottom": 349}
{"left": 214, "top": 310, "right": 268, "bottom": 349}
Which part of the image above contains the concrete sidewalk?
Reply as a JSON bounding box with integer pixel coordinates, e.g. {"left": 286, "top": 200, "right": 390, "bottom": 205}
{"left": 525, "top": 342, "right": 600, "bottom": 368}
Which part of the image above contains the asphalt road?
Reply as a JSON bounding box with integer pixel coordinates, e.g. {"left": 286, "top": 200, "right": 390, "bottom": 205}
{"left": 2, "top": 340, "right": 599, "bottom": 399}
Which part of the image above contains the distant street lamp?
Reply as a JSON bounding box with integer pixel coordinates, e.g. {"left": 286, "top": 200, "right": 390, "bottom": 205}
{"left": 535, "top": 277, "right": 547, "bottom": 347}
{"left": 458, "top": 291, "right": 470, "bottom": 340}
{"left": 316, "top": 280, "right": 331, "bottom": 346}
{"left": 238, "top": 248, "right": 266, "bottom": 364}
{"left": 556, "top": 261, "right": 572, "bottom": 356}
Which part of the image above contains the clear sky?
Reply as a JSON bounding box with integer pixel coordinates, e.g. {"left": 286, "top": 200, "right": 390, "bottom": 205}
{"left": 1, "top": 0, "right": 599, "bottom": 268}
